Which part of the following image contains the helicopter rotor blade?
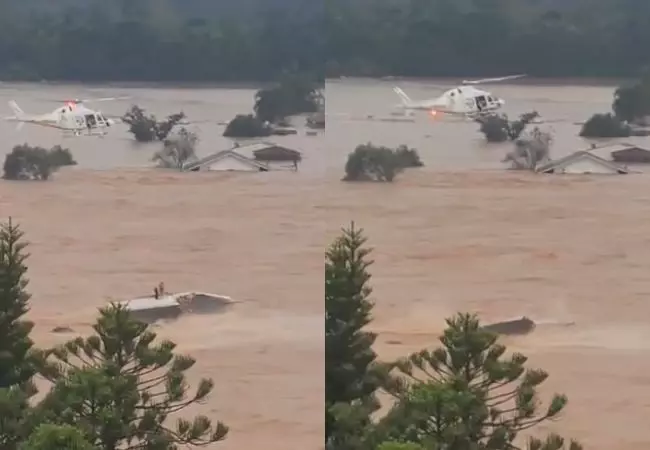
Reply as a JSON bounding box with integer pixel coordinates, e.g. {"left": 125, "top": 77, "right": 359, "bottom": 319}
{"left": 461, "top": 74, "right": 527, "bottom": 85}
{"left": 44, "top": 96, "right": 132, "bottom": 104}
{"left": 79, "top": 96, "right": 132, "bottom": 103}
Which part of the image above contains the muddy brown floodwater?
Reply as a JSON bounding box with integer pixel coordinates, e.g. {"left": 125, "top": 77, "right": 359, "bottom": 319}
{"left": 321, "top": 169, "right": 650, "bottom": 450}
{"left": 4, "top": 163, "right": 650, "bottom": 449}
{"left": 3, "top": 78, "right": 650, "bottom": 449}
{"left": 0, "top": 170, "right": 324, "bottom": 450}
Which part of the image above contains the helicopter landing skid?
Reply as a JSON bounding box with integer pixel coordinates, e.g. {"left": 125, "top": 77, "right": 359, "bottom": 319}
{"left": 65, "top": 129, "right": 106, "bottom": 138}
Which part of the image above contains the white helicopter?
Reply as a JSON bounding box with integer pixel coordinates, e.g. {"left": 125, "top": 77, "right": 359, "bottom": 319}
{"left": 392, "top": 74, "right": 526, "bottom": 119}
{"left": 4, "top": 96, "right": 130, "bottom": 137}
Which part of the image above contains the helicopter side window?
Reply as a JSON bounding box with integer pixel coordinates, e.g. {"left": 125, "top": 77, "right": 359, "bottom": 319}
{"left": 85, "top": 114, "right": 96, "bottom": 127}
{"left": 475, "top": 95, "right": 487, "bottom": 111}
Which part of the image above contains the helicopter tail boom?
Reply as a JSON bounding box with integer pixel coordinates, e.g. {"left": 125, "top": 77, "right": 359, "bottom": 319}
{"left": 392, "top": 86, "right": 414, "bottom": 107}
{"left": 461, "top": 74, "right": 526, "bottom": 85}
{"left": 7, "top": 100, "right": 26, "bottom": 119}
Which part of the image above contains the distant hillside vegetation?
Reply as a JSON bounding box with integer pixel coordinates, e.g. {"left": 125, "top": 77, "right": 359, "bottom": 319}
{"left": 326, "top": 0, "right": 650, "bottom": 78}
{"left": 0, "top": 0, "right": 323, "bottom": 82}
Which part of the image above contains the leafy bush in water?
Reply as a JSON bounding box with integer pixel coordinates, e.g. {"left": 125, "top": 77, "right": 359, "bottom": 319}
{"left": 477, "top": 111, "right": 539, "bottom": 142}
{"left": 580, "top": 113, "right": 632, "bottom": 138}
{"left": 3, "top": 144, "right": 76, "bottom": 180}
{"left": 254, "top": 74, "right": 321, "bottom": 124}
{"left": 613, "top": 77, "right": 650, "bottom": 123}
{"left": 223, "top": 114, "right": 272, "bottom": 138}
{"left": 122, "top": 105, "right": 185, "bottom": 142}
{"left": 344, "top": 143, "right": 423, "bottom": 182}
{"left": 152, "top": 128, "right": 199, "bottom": 170}
{"left": 503, "top": 127, "right": 553, "bottom": 171}
{"left": 394, "top": 145, "right": 423, "bottom": 168}
{"left": 47, "top": 145, "right": 77, "bottom": 167}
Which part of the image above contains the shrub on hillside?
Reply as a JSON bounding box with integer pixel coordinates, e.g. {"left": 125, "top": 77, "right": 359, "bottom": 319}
{"left": 3, "top": 144, "right": 76, "bottom": 180}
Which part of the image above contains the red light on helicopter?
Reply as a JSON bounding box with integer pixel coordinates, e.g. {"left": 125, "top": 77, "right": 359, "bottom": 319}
{"left": 429, "top": 109, "right": 439, "bottom": 118}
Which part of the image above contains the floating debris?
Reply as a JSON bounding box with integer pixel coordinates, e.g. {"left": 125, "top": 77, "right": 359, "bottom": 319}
{"left": 482, "top": 316, "right": 536, "bottom": 335}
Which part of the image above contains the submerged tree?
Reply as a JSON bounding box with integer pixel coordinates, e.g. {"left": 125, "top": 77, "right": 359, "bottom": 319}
{"left": 503, "top": 127, "right": 553, "bottom": 171}
{"left": 326, "top": 223, "right": 383, "bottom": 450}
{"left": 580, "top": 113, "right": 632, "bottom": 138}
{"left": 343, "top": 143, "right": 423, "bottom": 182}
{"left": 36, "top": 303, "right": 228, "bottom": 449}
{"left": 3, "top": 144, "right": 76, "bottom": 181}
{"left": 477, "top": 112, "right": 539, "bottom": 143}
{"left": 254, "top": 73, "right": 321, "bottom": 123}
{"left": 223, "top": 114, "right": 272, "bottom": 138}
{"left": 153, "top": 128, "right": 199, "bottom": 170}
{"left": 613, "top": 75, "right": 650, "bottom": 124}
{"left": 377, "top": 313, "right": 581, "bottom": 450}
{"left": 123, "top": 106, "right": 186, "bottom": 142}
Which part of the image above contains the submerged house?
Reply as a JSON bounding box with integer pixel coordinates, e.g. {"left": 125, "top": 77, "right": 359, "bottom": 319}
{"left": 238, "top": 142, "right": 302, "bottom": 170}
{"left": 183, "top": 149, "right": 269, "bottom": 172}
{"left": 536, "top": 151, "right": 628, "bottom": 174}
{"left": 182, "top": 142, "right": 302, "bottom": 172}
{"left": 587, "top": 143, "right": 650, "bottom": 164}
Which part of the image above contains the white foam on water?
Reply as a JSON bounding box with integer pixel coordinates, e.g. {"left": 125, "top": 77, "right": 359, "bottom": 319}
{"left": 519, "top": 324, "right": 650, "bottom": 352}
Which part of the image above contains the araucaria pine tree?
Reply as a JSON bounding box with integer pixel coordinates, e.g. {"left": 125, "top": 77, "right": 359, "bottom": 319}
{"left": 36, "top": 303, "right": 228, "bottom": 449}
{"left": 19, "top": 424, "right": 96, "bottom": 450}
{"left": 0, "top": 218, "right": 36, "bottom": 388}
{"left": 325, "top": 222, "right": 382, "bottom": 450}
{"left": 0, "top": 218, "right": 38, "bottom": 450}
{"left": 379, "top": 313, "right": 582, "bottom": 450}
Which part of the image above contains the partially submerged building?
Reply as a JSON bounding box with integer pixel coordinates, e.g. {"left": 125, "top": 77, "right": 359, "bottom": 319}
{"left": 183, "top": 142, "right": 302, "bottom": 172}
{"left": 587, "top": 142, "right": 650, "bottom": 164}
{"left": 183, "top": 149, "right": 270, "bottom": 172}
{"left": 536, "top": 150, "right": 628, "bottom": 174}
{"left": 117, "top": 291, "right": 233, "bottom": 323}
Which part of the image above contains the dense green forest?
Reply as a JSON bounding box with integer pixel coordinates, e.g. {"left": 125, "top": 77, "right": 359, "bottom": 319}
{"left": 327, "top": 0, "right": 650, "bottom": 78}
{"left": 0, "top": 0, "right": 323, "bottom": 81}
{"left": 3, "top": 0, "right": 650, "bottom": 81}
